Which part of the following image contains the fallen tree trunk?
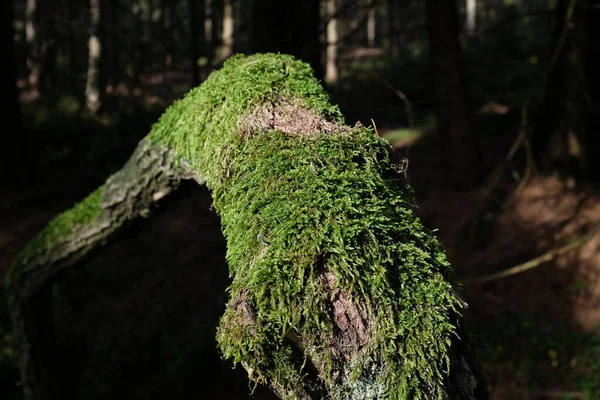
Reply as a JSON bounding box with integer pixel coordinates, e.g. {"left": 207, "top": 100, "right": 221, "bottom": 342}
{"left": 6, "top": 53, "right": 488, "bottom": 400}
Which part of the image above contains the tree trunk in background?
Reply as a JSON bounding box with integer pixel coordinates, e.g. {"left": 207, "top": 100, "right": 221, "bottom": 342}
{"left": 107, "top": 0, "right": 121, "bottom": 91}
{"left": 426, "top": 0, "right": 483, "bottom": 189}
{"left": 85, "top": 0, "right": 106, "bottom": 115}
{"left": 66, "top": 0, "right": 77, "bottom": 77}
{"left": 40, "top": 1, "right": 57, "bottom": 93}
{"left": 587, "top": 1, "right": 600, "bottom": 114}
{"left": 128, "top": 0, "right": 143, "bottom": 93}
{"left": 164, "top": 0, "right": 177, "bottom": 76}
{"left": 25, "top": 0, "right": 41, "bottom": 96}
{"left": 325, "top": 0, "right": 339, "bottom": 85}
{"left": 236, "top": 0, "right": 253, "bottom": 53}
{"left": 188, "top": 0, "right": 201, "bottom": 87}
{"left": 210, "top": 0, "right": 220, "bottom": 63}
{"left": 1, "top": 0, "right": 25, "bottom": 187}
{"left": 160, "top": 0, "right": 168, "bottom": 82}
{"left": 466, "top": 0, "right": 476, "bottom": 36}
{"left": 217, "top": 0, "right": 234, "bottom": 62}
{"left": 251, "top": 0, "right": 323, "bottom": 80}
{"left": 531, "top": 0, "right": 600, "bottom": 179}
{"left": 385, "top": 0, "right": 398, "bottom": 55}
{"left": 367, "top": 3, "right": 376, "bottom": 47}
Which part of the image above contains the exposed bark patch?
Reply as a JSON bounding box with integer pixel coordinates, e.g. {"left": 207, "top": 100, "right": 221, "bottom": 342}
{"left": 227, "top": 290, "right": 257, "bottom": 335}
{"left": 239, "top": 99, "right": 350, "bottom": 139}
{"left": 325, "top": 272, "right": 370, "bottom": 357}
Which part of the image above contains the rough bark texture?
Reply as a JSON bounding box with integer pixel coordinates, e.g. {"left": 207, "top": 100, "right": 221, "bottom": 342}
{"left": 426, "top": 0, "right": 484, "bottom": 189}
{"left": 7, "top": 139, "right": 196, "bottom": 400}
{"left": 7, "top": 54, "right": 487, "bottom": 400}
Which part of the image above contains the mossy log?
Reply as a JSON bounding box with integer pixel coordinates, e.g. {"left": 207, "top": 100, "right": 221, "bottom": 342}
{"left": 6, "top": 54, "right": 488, "bottom": 400}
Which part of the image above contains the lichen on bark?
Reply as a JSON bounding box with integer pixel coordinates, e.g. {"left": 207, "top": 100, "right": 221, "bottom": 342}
{"left": 6, "top": 53, "right": 486, "bottom": 400}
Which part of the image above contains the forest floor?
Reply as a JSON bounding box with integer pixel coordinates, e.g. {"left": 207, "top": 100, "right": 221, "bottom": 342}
{"left": 1, "top": 81, "right": 600, "bottom": 399}
{"left": 403, "top": 139, "right": 600, "bottom": 400}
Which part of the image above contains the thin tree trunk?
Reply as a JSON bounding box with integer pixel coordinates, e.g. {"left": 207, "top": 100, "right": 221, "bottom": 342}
{"left": 210, "top": 0, "right": 220, "bottom": 63}
{"left": 40, "top": 1, "right": 57, "bottom": 93}
{"left": 25, "top": 0, "right": 41, "bottom": 96}
{"left": 107, "top": 0, "right": 121, "bottom": 91}
{"left": 128, "top": 0, "right": 143, "bottom": 94}
{"left": 217, "top": 0, "right": 234, "bottom": 62}
{"left": 85, "top": 0, "right": 106, "bottom": 115}
{"left": 66, "top": 0, "right": 77, "bottom": 77}
{"left": 160, "top": 0, "right": 168, "bottom": 83}
{"left": 367, "top": 3, "right": 376, "bottom": 47}
{"left": 1, "top": 0, "right": 25, "bottom": 187}
{"left": 466, "top": 0, "right": 476, "bottom": 36}
{"left": 7, "top": 54, "right": 487, "bottom": 400}
{"left": 426, "top": 0, "right": 483, "bottom": 189}
{"left": 188, "top": 0, "right": 201, "bottom": 87}
{"left": 251, "top": 0, "right": 323, "bottom": 80}
{"left": 385, "top": 0, "right": 398, "bottom": 55}
{"left": 325, "top": 0, "right": 339, "bottom": 85}
{"left": 532, "top": 0, "right": 600, "bottom": 178}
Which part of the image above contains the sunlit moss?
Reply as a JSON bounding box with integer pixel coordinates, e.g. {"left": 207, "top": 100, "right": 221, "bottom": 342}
{"left": 6, "top": 187, "right": 104, "bottom": 285}
{"left": 7, "top": 53, "right": 463, "bottom": 399}
{"left": 147, "top": 53, "right": 461, "bottom": 398}
{"left": 148, "top": 53, "right": 344, "bottom": 186}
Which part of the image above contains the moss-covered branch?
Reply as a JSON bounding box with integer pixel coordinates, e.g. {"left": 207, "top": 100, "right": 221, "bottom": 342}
{"left": 6, "top": 54, "right": 487, "bottom": 400}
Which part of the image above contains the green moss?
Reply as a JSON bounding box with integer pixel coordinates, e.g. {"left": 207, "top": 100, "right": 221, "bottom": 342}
{"left": 213, "top": 129, "right": 460, "bottom": 399}
{"left": 148, "top": 53, "right": 344, "bottom": 186}
{"left": 148, "top": 53, "right": 462, "bottom": 397}
{"left": 6, "top": 186, "right": 104, "bottom": 285}
{"left": 8, "top": 53, "right": 464, "bottom": 398}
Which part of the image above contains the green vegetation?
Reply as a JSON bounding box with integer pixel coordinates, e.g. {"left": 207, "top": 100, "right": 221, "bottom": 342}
{"left": 6, "top": 53, "right": 466, "bottom": 399}
{"left": 149, "top": 53, "right": 344, "bottom": 184}
{"left": 145, "top": 53, "right": 464, "bottom": 398}
{"left": 474, "top": 312, "right": 600, "bottom": 399}
{"left": 215, "top": 129, "right": 461, "bottom": 399}
{"left": 6, "top": 186, "right": 104, "bottom": 286}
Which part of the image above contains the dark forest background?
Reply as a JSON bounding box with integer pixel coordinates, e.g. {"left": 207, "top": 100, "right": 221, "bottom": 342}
{"left": 1, "top": 0, "right": 600, "bottom": 399}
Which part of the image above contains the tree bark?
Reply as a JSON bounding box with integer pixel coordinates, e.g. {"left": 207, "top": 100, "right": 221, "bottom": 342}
{"left": 532, "top": 0, "right": 600, "bottom": 179}
{"left": 25, "top": 0, "right": 41, "bottom": 96}
{"left": 107, "top": 0, "right": 121, "bottom": 91}
{"left": 216, "top": 0, "right": 234, "bottom": 62}
{"left": 251, "top": 0, "right": 323, "bottom": 80}
{"left": 7, "top": 138, "right": 196, "bottom": 400}
{"left": 85, "top": 0, "right": 107, "bottom": 115}
{"left": 466, "top": 0, "right": 477, "bottom": 36}
{"left": 1, "top": 0, "right": 25, "bottom": 187}
{"left": 426, "top": 0, "right": 484, "bottom": 189}
{"left": 66, "top": 0, "right": 77, "bottom": 77}
{"left": 7, "top": 54, "right": 487, "bottom": 400}
{"left": 367, "top": 2, "right": 376, "bottom": 47}
{"left": 325, "top": 0, "right": 339, "bottom": 85}
{"left": 385, "top": 0, "right": 398, "bottom": 55}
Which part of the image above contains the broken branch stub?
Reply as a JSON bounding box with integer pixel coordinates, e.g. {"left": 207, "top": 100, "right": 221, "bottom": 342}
{"left": 6, "top": 53, "right": 487, "bottom": 400}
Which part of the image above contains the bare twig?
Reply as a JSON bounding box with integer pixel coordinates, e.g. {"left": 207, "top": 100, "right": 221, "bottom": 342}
{"left": 512, "top": 106, "right": 535, "bottom": 197}
{"left": 370, "top": 118, "right": 380, "bottom": 138}
{"left": 479, "top": 105, "right": 530, "bottom": 202}
{"left": 464, "top": 227, "right": 599, "bottom": 285}
{"left": 548, "top": 0, "right": 577, "bottom": 72}
{"left": 528, "top": 390, "right": 587, "bottom": 399}
{"left": 375, "top": 76, "right": 416, "bottom": 128}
